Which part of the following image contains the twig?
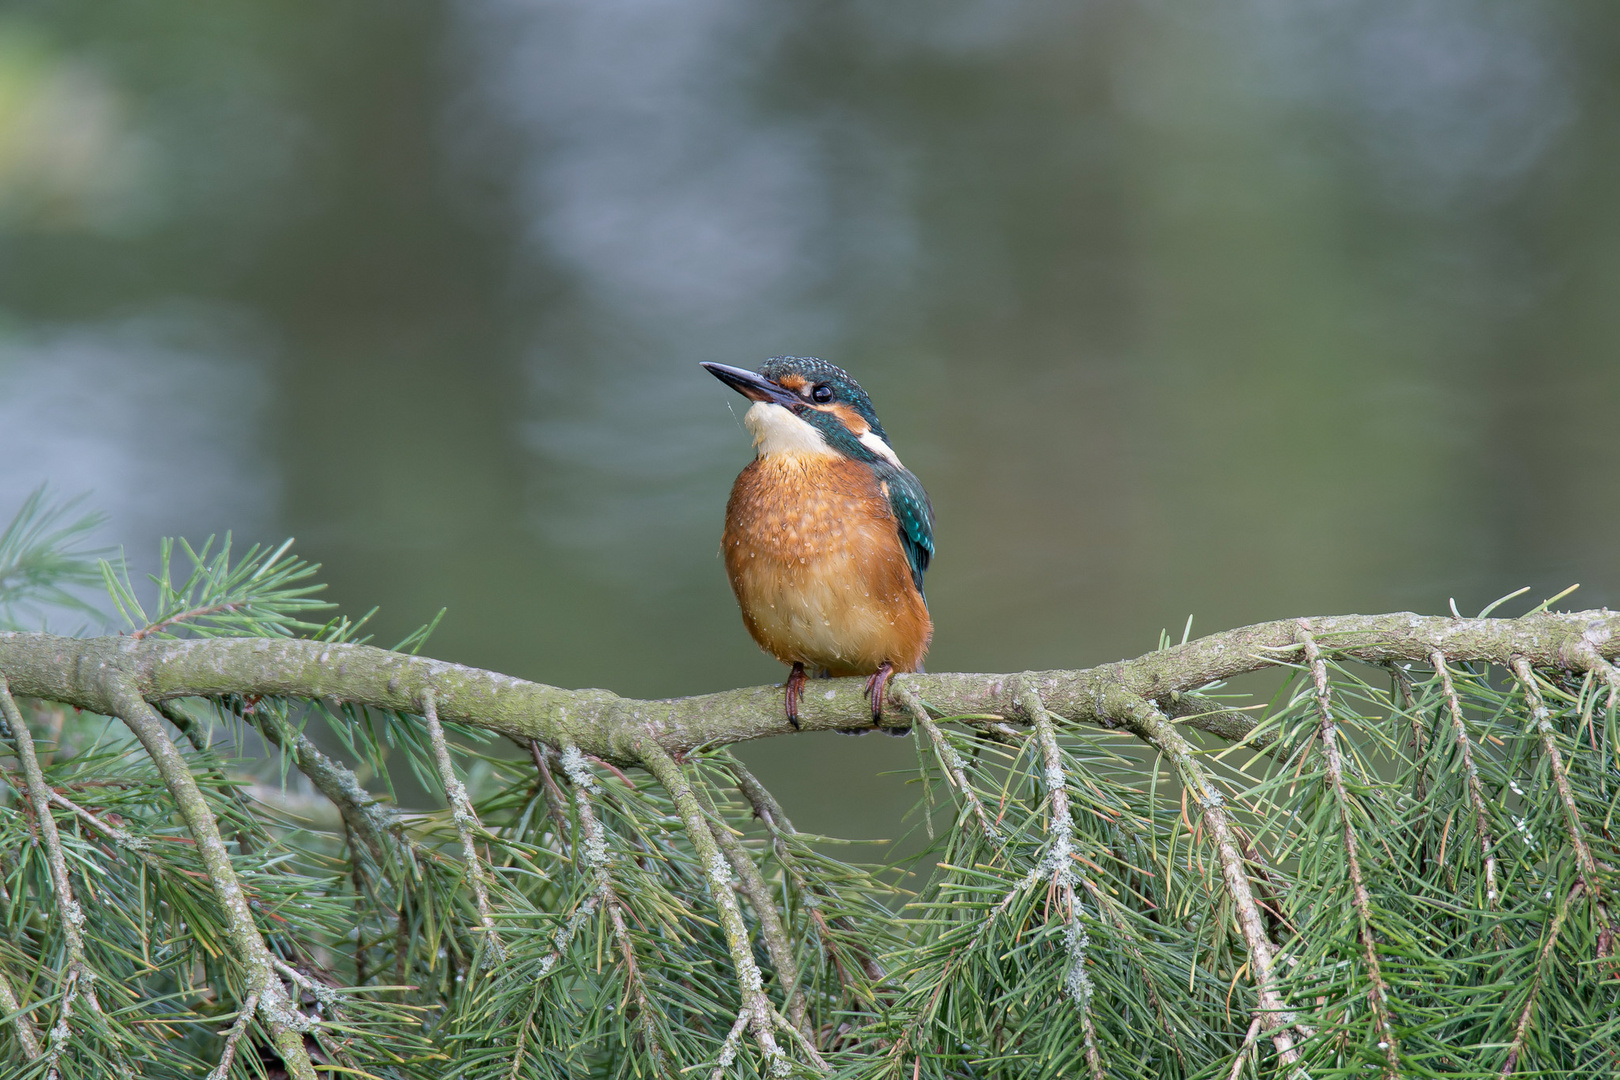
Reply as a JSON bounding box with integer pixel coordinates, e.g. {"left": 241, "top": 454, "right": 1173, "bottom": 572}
{"left": 0, "top": 966, "right": 43, "bottom": 1061}
{"left": 710, "top": 1011, "right": 752, "bottom": 1080}
{"left": 269, "top": 957, "right": 336, "bottom": 1012}
{"left": 1, "top": 677, "right": 100, "bottom": 1076}
{"left": 1511, "top": 659, "right": 1600, "bottom": 889}
{"left": 1300, "top": 625, "right": 1399, "bottom": 1077}
{"left": 1500, "top": 883, "right": 1579, "bottom": 1076}
{"left": 549, "top": 746, "right": 666, "bottom": 1071}
{"left": 249, "top": 702, "right": 404, "bottom": 869}
{"left": 887, "top": 887, "right": 1028, "bottom": 1073}
{"left": 1388, "top": 663, "right": 1427, "bottom": 801}
{"left": 132, "top": 601, "right": 241, "bottom": 639}
{"left": 1228, "top": 1015, "right": 1263, "bottom": 1080}
{"left": 153, "top": 699, "right": 214, "bottom": 754}
{"left": 639, "top": 739, "right": 817, "bottom": 1076}
{"left": 1083, "top": 878, "right": 1186, "bottom": 1072}
{"left": 245, "top": 698, "right": 419, "bottom": 988}
{"left": 107, "top": 684, "right": 317, "bottom": 1080}
{"left": 692, "top": 782, "right": 813, "bottom": 1039}
{"left": 891, "top": 682, "right": 1000, "bottom": 842}
{"left": 420, "top": 689, "right": 503, "bottom": 961}
{"left": 46, "top": 790, "right": 147, "bottom": 851}
{"left": 206, "top": 990, "right": 260, "bottom": 1080}
{"left": 527, "top": 740, "right": 574, "bottom": 849}
{"left": 1124, "top": 697, "right": 1305, "bottom": 1068}
{"left": 1509, "top": 658, "right": 1615, "bottom": 948}
{"left": 1431, "top": 652, "right": 1502, "bottom": 912}
{"left": 727, "top": 759, "right": 796, "bottom": 838}
{"left": 1016, "top": 679, "right": 1104, "bottom": 1080}
{"left": 725, "top": 759, "right": 886, "bottom": 994}
{"left": 1566, "top": 637, "right": 1620, "bottom": 712}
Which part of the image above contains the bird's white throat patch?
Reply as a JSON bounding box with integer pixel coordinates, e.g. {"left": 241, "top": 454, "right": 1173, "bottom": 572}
{"left": 744, "top": 402, "right": 836, "bottom": 459}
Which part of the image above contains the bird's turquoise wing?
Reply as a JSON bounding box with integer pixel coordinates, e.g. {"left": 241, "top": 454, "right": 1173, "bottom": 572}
{"left": 879, "top": 464, "right": 934, "bottom": 597}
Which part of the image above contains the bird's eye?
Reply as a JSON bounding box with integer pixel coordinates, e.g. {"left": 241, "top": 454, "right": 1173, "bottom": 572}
{"left": 810, "top": 384, "right": 833, "bottom": 404}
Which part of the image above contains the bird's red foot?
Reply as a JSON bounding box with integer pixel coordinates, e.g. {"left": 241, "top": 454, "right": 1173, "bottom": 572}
{"left": 864, "top": 661, "right": 909, "bottom": 735}
{"left": 784, "top": 662, "right": 806, "bottom": 730}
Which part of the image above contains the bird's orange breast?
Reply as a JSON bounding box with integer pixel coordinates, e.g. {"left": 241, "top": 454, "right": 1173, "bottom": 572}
{"left": 722, "top": 453, "right": 931, "bottom": 676}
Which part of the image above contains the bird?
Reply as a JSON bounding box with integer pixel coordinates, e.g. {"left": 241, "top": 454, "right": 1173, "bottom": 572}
{"left": 701, "top": 356, "right": 934, "bottom": 733}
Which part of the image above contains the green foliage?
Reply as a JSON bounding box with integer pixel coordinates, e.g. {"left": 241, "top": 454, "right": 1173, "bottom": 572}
{"left": 1, "top": 500, "right": 1617, "bottom": 1078}
{"left": 0, "top": 487, "right": 106, "bottom": 631}
{"left": 100, "top": 534, "right": 331, "bottom": 640}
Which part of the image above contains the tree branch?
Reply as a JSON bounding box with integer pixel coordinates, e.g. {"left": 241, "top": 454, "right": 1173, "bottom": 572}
{"left": 1, "top": 678, "right": 100, "bottom": 1075}
{"left": 1019, "top": 679, "right": 1104, "bottom": 1080}
{"left": 1431, "top": 652, "right": 1504, "bottom": 917}
{"left": 104, "top": 684, "right": 318, "bottom": 1080}
{"left": 2, "top": 605, "right": 1616, "bottom": 1075}
{"left": 1125, "top": 699, "right": 1304, "bottom": 1067}
{"left": 0, "top": 963, "right": 42, "bottom": 1061}
{"left": 692, "top": 781, "right": 813, "bottom": 1039}
{"left": 1, "top": 609, "right": 1612, "bottom": 762}
{"left": 638, "top": 741, "right": 819, "bottom": 1075}
{"left": 1510, "top": 657, "right": 1616, "bottom": 951}
{"left": 420, "top": 690, "right": 503, "bottom": 961}
{"left": 1299, "top": 625, "right": 1398, "bottom": 1076}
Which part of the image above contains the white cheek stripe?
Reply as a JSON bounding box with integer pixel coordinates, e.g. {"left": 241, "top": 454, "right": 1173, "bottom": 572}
{"left": 858, "top": 429, "right": 902, "bottom": 467}
{"left": 742, "top": 400, "right": 904, "bottom": 467}
{"left": 744, "top": 402, "right": 835, "bottom": 458}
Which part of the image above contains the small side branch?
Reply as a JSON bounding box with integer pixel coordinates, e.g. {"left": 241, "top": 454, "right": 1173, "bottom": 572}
{"left": 727, "top": 759, "right": 796, "bottom": 839}
{"left": 1500, "top": 883, "right": 1578, "bottom": 1076}
{"left": 1566, "top": 638, "right": 1620, "bottom": 711}
{"left": 0, "top": 966, "right": 43, "bottom": 1061}
{"left": 639, "top": 740, "right": 822, "bottom": 1076}
{"left": 693, "top": 783, "right": 812, "bottom": 1039}
{"left": 1084, "top": 876, "right": 1187, "bottom": 1071}
{"left": 205, "top": 989, "right": 260, "bottom": 1080}
{"left": 1510, "top": 659, "right": 1600, "bottom": 889}
{"left": 1388, "top": 664, "right": 1427, "bottom": 802}
{"left": 1016, "top": 680, "right": 1103, "bottom": 1080}
{"left": 1300, "top": 626, "right": 1399, "bottom": 1076}
{"left": 421, "top": 690, "right": 503, "bottom": 960}
{"left": 132, "top": 601, "right": 241, "bottom": 640}
{"left": 549, "top": 746, "right": 666, "bottom": 1072}
{"left": 46, "top": 790, "right": 147, "bottom": 852}
{"left": 726, "top": 759, "right": 886, "bottom": 995}
{"left": 1431, "top": 652, "right": 1501, "bottom": 911}
{"left": 106, "top": 684, "right": 316, "bottom": 1080}
{"left": 526, "top": 740, "right": 574, "bottom": 849}
{"left": 250, "top": 703, "right": 402, "bottom": 868}
{"left": 1, "top": 677, "right": 100, "bottom": 1073}
{"left": 891, "top": 682, "right": 1000, "bottom": 843}
{"left": 1124, "top": 698, "right": 1303, "bottom": 1067}
{"left": 1509, "top": 658, "right": 1614, "bottom": 947}
{"left": 1228, "top": 1016, "right": 1264, "bottom": 1080}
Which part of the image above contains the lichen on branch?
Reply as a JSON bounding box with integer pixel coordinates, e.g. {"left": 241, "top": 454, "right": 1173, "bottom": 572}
{"left": 2, "top": 608, "right": 1615, "bottom": 763}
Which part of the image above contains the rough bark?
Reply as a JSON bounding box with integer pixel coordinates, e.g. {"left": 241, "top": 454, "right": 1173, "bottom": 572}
{"left": 1, "top": 608, "right": 1613, "bottom": 762}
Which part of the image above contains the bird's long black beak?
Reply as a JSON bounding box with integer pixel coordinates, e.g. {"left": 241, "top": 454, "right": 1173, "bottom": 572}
{"left": 701, "top": 362, "right": 799, "bottom": 407}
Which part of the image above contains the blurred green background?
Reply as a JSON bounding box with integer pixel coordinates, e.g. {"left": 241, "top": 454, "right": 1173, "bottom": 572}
{"left": 2, "top": 1, "right": 1617, "bottom": 839}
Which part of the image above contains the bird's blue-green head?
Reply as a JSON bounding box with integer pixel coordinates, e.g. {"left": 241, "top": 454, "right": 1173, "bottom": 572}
{"left": 701, "top": 356, "right": 901, "bottom": 468}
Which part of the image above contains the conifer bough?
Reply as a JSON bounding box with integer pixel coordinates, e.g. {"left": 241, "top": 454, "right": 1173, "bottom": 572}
{"left": 2, "top": 510, "right": 1618, "bottom": 1080}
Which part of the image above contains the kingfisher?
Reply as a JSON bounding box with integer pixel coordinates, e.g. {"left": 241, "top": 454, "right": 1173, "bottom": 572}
{"left": 702, "top": 356, "right": 934, "bottom": 732}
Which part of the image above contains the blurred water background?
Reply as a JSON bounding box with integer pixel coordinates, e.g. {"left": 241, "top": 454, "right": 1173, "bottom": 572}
{"left": 1, "top": 0, "right": 1617, "bottom": 838}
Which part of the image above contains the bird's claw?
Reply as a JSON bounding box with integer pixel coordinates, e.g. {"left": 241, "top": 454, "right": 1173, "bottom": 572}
{"left": 784, "top": 662, "right": 806, "bottom": 730}
{"left": 864, "top": 661, "right": 908, "bottom": 735}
